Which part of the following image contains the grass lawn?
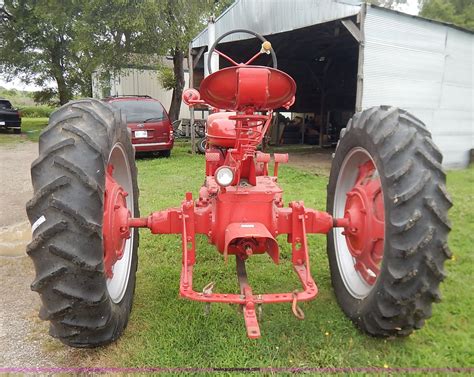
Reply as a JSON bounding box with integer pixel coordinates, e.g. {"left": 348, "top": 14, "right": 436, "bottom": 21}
{"left": 0, "top": 117, "right": 48, "bottom": 144}
{"left": 77, "top": 142, "right": 473, "bottom": 369}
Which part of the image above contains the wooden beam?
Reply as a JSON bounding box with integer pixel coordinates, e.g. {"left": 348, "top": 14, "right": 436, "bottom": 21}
{"left": 354, "top": 4, "right": 367, "bottom": 112}
{"left": 341, "top": 19, "right": 362, "bottom": 43}
{"left": 193, "top": 46, "right": 206, "bottom": 69}
{"left": 188, "top": 42, "right": 196, "bottom": 154}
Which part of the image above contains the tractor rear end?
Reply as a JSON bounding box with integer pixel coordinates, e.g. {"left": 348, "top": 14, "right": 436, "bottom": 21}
{"left": 26, "top": 29, "right": 451, "bottom": 347}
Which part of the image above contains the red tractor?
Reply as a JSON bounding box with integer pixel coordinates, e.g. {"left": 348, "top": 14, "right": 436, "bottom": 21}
{"left": 27, "top": 30, "right": 451, "bottom": 347}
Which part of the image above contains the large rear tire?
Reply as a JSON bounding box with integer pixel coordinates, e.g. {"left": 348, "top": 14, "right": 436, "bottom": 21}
{"left": 26, "top": 99, "right": 139, "bottom": 347}
{"left": 327, "top": 106, "right": 452, "bottom": 337}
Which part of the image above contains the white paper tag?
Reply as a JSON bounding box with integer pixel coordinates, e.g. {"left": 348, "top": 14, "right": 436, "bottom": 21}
{"left": 31, "top": 215, "right": 46, "bottom": 233}
{"left": 240, "top": 224, "right": 255, "bottom": 228}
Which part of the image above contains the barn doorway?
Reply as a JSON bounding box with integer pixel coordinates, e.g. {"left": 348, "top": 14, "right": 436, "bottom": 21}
{"left": 191, "top": 16, "right": 361, "bottom": 147}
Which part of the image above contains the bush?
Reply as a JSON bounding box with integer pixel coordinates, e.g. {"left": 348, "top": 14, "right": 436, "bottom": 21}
{"left": 18, "top": 105, "right": 56, "bottom": 118}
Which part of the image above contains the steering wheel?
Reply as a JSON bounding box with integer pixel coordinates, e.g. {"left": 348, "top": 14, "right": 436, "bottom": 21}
{"left": 207, "top": 29, "right": 278, "bottom": 75}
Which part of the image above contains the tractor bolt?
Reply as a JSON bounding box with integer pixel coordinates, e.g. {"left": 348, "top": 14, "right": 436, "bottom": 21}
{"left": 245, "top": 245, "right": 253, "bottom": 256}
{"left": 120, "top": 226, "right": 127, "bottom": 233}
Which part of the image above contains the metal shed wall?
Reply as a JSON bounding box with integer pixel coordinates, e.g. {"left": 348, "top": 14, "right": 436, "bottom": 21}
{"left": 362, "top": 6, "right": 473, "bottom": 168}
{"left": 94, "top": 69, "right": 191, "bottom": 119}
{"left": 192, "top": 0, "right": 360, "bottom": 48}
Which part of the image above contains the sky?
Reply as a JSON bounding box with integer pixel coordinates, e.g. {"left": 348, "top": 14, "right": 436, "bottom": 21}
{"left": 0, "top": 0, "right": 421, "bottom": 92}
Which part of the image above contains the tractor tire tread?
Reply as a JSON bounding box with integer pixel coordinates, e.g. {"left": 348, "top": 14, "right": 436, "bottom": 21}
{"left": 27, "top": 98, "right": 139, "bottom": 347}
{"left": 327, "top": 105, "right": 451, "bottom": 337}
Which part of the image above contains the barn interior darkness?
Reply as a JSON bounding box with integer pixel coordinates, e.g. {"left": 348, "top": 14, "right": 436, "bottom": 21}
{"left": 192, "top": 17, "right": 360, "bottom": 147}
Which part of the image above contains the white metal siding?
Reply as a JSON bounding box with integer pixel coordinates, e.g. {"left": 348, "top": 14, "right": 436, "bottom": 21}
{"left": 363, "top": 6, "right": 473, "bottom": 168}
{"left": 192, "top": 0, "right": 360, "bottom": 48}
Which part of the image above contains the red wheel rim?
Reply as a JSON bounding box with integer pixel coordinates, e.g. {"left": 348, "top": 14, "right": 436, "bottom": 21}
{"left": 343, "top": 160, "right": 385, "bottom": 285}
{"left": 103, "top": 163, "right": 131, "bottom": 279}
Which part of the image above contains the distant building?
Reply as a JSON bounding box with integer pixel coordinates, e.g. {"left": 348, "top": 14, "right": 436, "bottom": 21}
{"left": 190, "top": 0, "right": 473, "bottom": 168}
{"left": 91, "top": 57, "right": 191, "bottom": 120}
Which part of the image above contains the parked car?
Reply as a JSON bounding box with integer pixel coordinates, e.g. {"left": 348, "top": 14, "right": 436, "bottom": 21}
{"left": 0, "top": 98, "right": 21, "bottom": 134}
{"left": 103, "top": 95, "right": 174, "bottom": 157}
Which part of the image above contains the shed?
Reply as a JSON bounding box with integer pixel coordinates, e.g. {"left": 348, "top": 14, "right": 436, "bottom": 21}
{"left": 92, "top": 58, "right": 193, "bottom": 120}
{"left": 190, "top": 0, "right": 473, "bottom": 168}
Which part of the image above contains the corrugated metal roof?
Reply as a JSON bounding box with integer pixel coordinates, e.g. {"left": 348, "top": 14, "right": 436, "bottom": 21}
{"left": 192, "top": 0, "right": 361, "bottom": 48}
{"left": 192, "top": 1, "right": 473, "bottom": 49}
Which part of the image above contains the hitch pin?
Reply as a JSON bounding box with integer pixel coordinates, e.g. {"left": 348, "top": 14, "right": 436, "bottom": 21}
{"left": 203, "top": 282, "right": 215, "bottom": 316}
{"left": 292, "top": 290, "right": 305, "bottom": 320}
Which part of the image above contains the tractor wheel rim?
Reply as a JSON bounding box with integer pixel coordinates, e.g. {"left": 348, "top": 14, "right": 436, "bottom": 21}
{"left": 104, "top": 142, "right": 134, "bottom": 304}
{"left": 333, "top": 147, "right": 385, "bottom": 299}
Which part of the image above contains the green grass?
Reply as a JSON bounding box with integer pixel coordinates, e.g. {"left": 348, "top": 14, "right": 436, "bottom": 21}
{"left": 0, "top": 117, "right": 48, "bottom": 144}
{"left": 86, "top": 145, "right": 473, "bottom": 369}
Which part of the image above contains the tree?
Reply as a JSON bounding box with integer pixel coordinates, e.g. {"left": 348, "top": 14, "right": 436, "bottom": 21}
{"left": 0, "top": 1, "right": 162, "bottom": 105}
{"left": 0, "top": 1, "right": 83, "bottom": 104}
{"left": 420, "top": 0, "right": 474, "bottom": 31}
{"left": 0, "top": 0, "right": 232, "bottom": 112}
{"left": 156, "top": 0, "right": 233, "bottom": 122}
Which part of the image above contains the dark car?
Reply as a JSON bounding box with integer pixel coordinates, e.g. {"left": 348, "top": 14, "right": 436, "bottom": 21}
{"left": 103, "top": 95, "right": 174, "bottom": 157}
{"left": 0, "top": 99, "right": 21, "bottom": 134}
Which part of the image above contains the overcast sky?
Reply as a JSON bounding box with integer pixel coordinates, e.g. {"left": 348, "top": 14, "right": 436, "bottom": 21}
{"left": 0, "top": 0, "right": 420, "bottom": 92}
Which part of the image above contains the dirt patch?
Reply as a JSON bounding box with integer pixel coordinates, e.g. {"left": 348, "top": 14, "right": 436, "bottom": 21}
{"left": 0, "top": 142, "right": 37, "bottom": 228}
{"left": 287, "top": 148, "right": 333, "bottom": 175}
{"left": 0, "top": 257, "right": 101, "bottom": 368}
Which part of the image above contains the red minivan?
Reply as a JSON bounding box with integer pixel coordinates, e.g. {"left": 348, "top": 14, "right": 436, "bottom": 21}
{"left": 104, "top": 95, "right": 174, "bottom": 157}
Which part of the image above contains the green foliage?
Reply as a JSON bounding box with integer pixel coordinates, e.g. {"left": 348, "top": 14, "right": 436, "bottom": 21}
{"left": 157, "top": 66, "right": 176, "bottom": 91}
{"left": 18, "top": 105, "right": 55, "bottom": 118}
{"left": 367, "top": 0, "right": 408, "bottom": 9}
{"left": 0, "top": 0, "right": 234, "bottom": 106}
{"left": 32, "top": 88, "right": 60, "bottom": 106}
{"left": 0, "top": 1, "right": 87, "bottom": 103}
{"left": 0, "top": 86, "right": 35, "bottom": 106}
{"left": 420, "top": 0, "right": 474, "bottom": 30}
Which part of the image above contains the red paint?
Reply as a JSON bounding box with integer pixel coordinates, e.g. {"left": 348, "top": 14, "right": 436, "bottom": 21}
{"left": 199, "top": 66, "right": 296, "bottom": 111}
{"left": 103, "top": 96, "right": 174, "bottom": 153}
{"left": 343, "top": 160, "right": 385, "bottom": 285}
{"left": 113, "top": 32, "right": 371, "bottom": 338}
{"left": 103, "top": 164, "right": 131, "bottom": 278}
